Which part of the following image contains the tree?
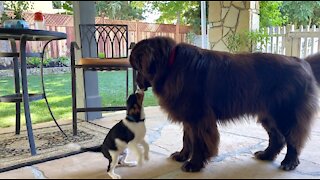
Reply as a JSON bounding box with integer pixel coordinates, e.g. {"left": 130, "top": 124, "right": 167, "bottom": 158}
{"left": 145, "top": 1, "right": 206, "bottom": 34}
{"left": 96, "top": 1, "right": 145, "bottom": 20}
{"left": 282, "top": 1, "right": 320, "bottom": 26}
{"left": 259, "top": 1, "right": 287, "bottom": 27}
{"left": 52, "top": 1, "right": 73, "bottom": 15}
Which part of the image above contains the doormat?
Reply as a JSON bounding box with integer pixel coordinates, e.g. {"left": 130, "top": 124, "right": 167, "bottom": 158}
{"left": 0, "top": 121, "right": 108, "bottom": 173}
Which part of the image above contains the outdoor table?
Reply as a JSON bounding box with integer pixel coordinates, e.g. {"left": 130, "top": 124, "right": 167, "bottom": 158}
{"left": 0, "top": 28, "right": 67, "bottom": 156}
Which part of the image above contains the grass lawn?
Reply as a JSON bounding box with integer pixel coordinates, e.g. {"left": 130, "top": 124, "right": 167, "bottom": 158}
{"left": 0, "top": 70, "right": 158, "bottom": 128}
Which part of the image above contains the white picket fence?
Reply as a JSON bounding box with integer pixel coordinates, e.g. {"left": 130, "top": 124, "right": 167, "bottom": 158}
{"left": 262, "top": 25, "right": 320, "bottom": 58}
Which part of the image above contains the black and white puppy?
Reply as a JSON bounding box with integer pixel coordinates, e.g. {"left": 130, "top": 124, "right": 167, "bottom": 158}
{"left": 82, "top": 89, "right": 149, "bottom": 179}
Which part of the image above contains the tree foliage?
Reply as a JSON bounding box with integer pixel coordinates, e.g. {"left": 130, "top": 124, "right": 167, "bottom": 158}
{"left": 260, "top": 1, "right": 320, "bottom": 27}
{"left": 259, "top": 1, "right": 287, "bottom": 27}
{"left": 282, "top": 1, "right": 320, "bottom": 26}
{"left": 52, "top": 1, "right": 73, "bottom": 15}
{"left": 96, "top": 1, "right": 145, "bottom": 20}
{"left": 144, "top": 1, "right": 206, "bottom": 34}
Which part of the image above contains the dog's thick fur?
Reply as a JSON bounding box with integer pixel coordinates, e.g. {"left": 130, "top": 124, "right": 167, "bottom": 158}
{"left": 129, "top": 36, "right": 320, "bottom": 172}
{"left": 82, "top": 90, "right": 149, "bottom": 179}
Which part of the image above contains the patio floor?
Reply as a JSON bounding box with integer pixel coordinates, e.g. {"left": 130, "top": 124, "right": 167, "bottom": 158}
{"left": 0, "top": 106, "right": 320, "bottom": 179}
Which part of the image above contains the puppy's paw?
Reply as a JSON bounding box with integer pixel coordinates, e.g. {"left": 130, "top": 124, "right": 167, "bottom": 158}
{"left": 144, "top": 153, "right": 149, "bottom": 161}
{"left": 280, "top": 157, "right": 300, "bottom": 171}
{"left": 181, "top": 161, "right": 203, "bottom": 172}
{"left": 118, "top": 161, "right": 137, "bottom": 167}
{"left": 138, "top": 160, "right": 143, "bottom": 167}
{"left": 254, "top": 151, "right": 275, "bottom": 161}
{"left": 170, "top": 151, "right": 189, "bottom": 162}
{"left": 108, "top": 172, "right": 121, "bottom": 179}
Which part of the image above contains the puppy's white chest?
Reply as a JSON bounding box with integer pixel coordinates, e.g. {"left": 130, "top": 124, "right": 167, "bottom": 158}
{"left": 123, "top": 119, "right": 146, "bottom": 142}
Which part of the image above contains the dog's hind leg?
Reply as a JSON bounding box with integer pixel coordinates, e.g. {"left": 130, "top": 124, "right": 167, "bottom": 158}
{"left": 118, "top": 149, "right": 137, "bottom": 167}
{"left": 170, "top": 124, "right": 193, "bottom": 162}
{"left": 271, "top": 98, "right": 315, "bottom": 171}
{"left": 255, "top": 115, "right": 286, "bottom": 161}
{"left": 279, "top": 115, "right": 312, "bottom": 171}
{"left": 107, "top": 151, "right": 121, "bottom": 179}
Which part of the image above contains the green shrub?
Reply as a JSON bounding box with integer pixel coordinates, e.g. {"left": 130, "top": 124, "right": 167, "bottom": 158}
{"left": 27, "top": 57, "right": 41, "bottom": 67}
{"left": 98, "top": 52, "right": 105, "bottom": 58}
{"left": 57, "top": 56, "right": 70, "bottom": 66}
{"left": 26, "top": 57, "right": 70, "bottom": 68}
{"left": 226, "top": 29, "right": 270, "bottom": 53}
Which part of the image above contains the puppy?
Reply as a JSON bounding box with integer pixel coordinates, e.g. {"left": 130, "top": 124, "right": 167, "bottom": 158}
{"left": 82, "top": 89, "right": 149, "bottom": 179}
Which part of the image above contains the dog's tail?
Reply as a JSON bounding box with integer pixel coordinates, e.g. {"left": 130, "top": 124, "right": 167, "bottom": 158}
{"left": 81, "top": 145, "right": 102, "bottom": 153}
{"left": 82, "top": 145, "right": 112, "bottom": 172}
{"left": 305, "top": 53, "right": 320, "bottom": 85}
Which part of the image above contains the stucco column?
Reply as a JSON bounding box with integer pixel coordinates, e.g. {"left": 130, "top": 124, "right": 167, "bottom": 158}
{"left": 0, "top": 1, "right": 11, "bottom": 66}
{"left": 208, "top": 1, "right": 259, "bottom": 52}
{"left": 73, "top": 1, "right": 102, "bottom": 121}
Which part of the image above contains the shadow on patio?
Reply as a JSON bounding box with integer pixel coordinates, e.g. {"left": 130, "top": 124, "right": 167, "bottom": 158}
{"left": 0, "top": 106, "right": 320, "bottom": 179}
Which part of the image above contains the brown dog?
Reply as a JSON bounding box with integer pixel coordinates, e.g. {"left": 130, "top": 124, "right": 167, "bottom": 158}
{"left": 129, "top": 36, "right": 320, "bottom": 172}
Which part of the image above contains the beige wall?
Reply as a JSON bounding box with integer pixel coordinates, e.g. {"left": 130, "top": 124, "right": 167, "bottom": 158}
{"left": 208, "top": 1, "right": 259, "bottom": 52}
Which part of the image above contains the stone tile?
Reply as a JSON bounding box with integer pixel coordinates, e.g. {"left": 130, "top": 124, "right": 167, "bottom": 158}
{"left": 0, "top": 167, "right": 36, "bottom": 179}
{"left": 34, "top": 152, "right": 109, "bottom": 179}
{"left": 1, "top": 106, "right": 320, "bottom": 179}
{"left": 208, "top": 1, "right": 221, "bottom": 22}
{"left": 224, "top": 6, "right": 239, "bottom": 28}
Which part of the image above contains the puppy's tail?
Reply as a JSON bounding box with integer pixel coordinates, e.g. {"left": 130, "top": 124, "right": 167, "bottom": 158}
{"left": 305, "top": 53, "right": 320, "bottom": 85}
{"left": 82, "top": 145, "right": 112, "bottom": 172}
{"left": 81, "top": 145, "right": 102, "bottom": 153}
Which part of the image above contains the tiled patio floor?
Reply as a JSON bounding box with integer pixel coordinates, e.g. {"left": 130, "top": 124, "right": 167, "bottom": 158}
{"left": 1, "top": 106, "right": 320, "bottom": 179}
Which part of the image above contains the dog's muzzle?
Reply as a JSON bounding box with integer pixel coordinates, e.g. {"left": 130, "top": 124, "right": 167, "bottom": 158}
{"left": 136, "top": 72, "right": 151, "bottom": 91}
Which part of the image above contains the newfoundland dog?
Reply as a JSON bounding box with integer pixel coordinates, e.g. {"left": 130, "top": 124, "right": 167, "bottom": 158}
{"left": 129, "top": 36, "right": 320, "bottom": 172}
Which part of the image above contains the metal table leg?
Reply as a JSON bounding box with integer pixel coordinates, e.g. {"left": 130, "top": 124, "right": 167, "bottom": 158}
{"left": 40, "top": 40, "right": 67, "bottom": 137}
{"left": 20, "top": 35, "right": 37, "bottom": 156}
{"left": 71, "top": 42, "right": 79, "bottom": 136}
{"left": 10, "top": 39, "right": 21, "bottom": 135}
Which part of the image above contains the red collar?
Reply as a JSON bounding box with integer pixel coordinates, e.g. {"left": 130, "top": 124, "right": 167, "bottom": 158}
{"left": 168, "top": 46, "right": 176, "bottom": 67}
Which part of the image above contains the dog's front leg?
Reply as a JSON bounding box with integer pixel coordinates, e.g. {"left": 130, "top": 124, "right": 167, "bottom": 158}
{"left": 140, "top": 139, "right": 149, "bottom": 161}
{"left": 170, "top": 123, "right": 193, "bottom": 162}
{"left": 181, "top": 115, "right": 220, "bottom": 172}
{"left": 128, "top": 143, "right": 144, "bottom": 166}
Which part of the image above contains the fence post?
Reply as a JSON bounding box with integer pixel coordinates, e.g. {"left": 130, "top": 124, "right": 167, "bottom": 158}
{"left": 311, "top": 25, "right": 316, "bottom": 55}
{"left": 135, "top": 20, "right": 139, "bottom": 43}
{"left": 279, "top": 26, "right": 286, "bottom": 55}
{"left": 285, "top": 25, "right": 293, "bottom": 57}
{"left": 175, "top": 12, "right": 181, "bottom": 43}
{"left": 302, "top": 25, "right": 308, "bottom": 58}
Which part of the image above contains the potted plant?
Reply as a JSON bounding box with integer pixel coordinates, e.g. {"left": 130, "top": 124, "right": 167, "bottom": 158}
{"left": 1, "top": 1, "right": 33, "bottom": 29}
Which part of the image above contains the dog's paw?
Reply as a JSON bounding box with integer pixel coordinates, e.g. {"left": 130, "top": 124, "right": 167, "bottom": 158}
{"left": 254, "top": 151, "right": 275, "bottom": 161}
{"left": 170, "top": 151, "right": 189, "bottom": 162}
{"left": 118, "top": 161, "right": 137, "bottom": 167}
{"left": 108, "top": 172, "right": 121, "bottom": 179}
{"left": 181, "top": 161, "right": 203, "bottom": 172}
{"left": 144, "top": 153, "right": 149, "bottom": 161}
{"left": 280, "top": 157, "right": 300, "bottom": 171}
{"left": 138, "top": 158, "right": 143, "bottom": 167}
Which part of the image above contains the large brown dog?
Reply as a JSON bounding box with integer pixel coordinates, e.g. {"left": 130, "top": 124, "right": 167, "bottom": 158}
{"left": 129, "top": 36, "right": 320, "bottom": 172}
